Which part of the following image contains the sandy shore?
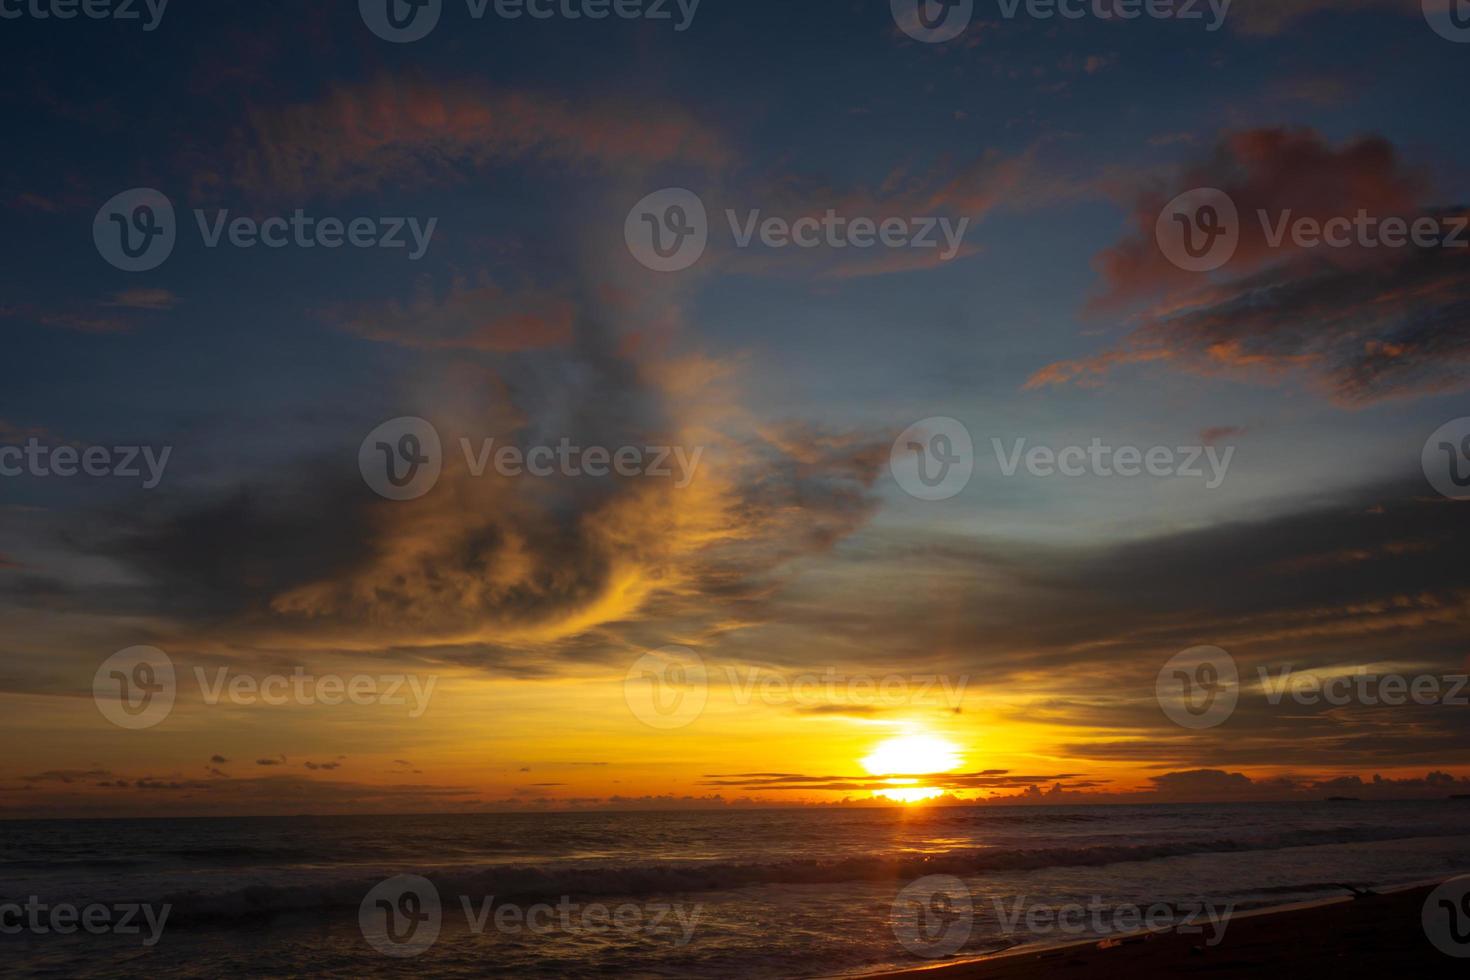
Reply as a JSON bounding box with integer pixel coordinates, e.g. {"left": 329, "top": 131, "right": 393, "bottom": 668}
{"left": 863, "top": 882, "right": 1453, "bottom": 980}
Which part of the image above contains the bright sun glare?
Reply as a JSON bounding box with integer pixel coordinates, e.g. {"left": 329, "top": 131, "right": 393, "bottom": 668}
{"left": 860, "top": 733, "right": 961, "bottom": 803}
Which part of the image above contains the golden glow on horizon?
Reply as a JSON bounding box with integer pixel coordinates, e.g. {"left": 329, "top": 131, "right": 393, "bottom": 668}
{"left": 873, "top": 784, "right": 946, "bottom": 803}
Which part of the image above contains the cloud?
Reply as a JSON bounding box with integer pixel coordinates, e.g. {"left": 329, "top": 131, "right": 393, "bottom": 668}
{"left": 988, "top": 769, "right": 1470, "bottom": 804}
{"left": 1226, "top": 0, "right": 1419, "bottom": 36}
{"left": 1200, "top": 425, "right": 1247, "bottom": 445}
{"left": 103, "top": 288, "right": 180, "bottom": 311}
{"left": 326, "top": 277, "right": 575, "bottom": 353}
{"left": 22, "top": 769, "right": 112, "bottom": 783}
{"left": 2, "top": 289, "right": 179, "bottom": 334}
{"left": 217, "top": 75, "right": 729, "bottom": 198}
{"left": 706, "top": 147, "right": 1065, "bottom": 280}
{"left": 0, "top": 773, "right": 486, "bottom": 819}
{"left": 1092, "top": 128, "right": 1428, "bottom": 310}
{"left": 702, "top": 770, "right": 1087, "bottom": 793}
{"left": 1030, "top": 128, "right": 1470, "bottom": 405}
{"left": 0, "top": 303, "right": 130, "bottom": 335}
{"left": 69, "top": 307, "right": 887, "bottom": 662}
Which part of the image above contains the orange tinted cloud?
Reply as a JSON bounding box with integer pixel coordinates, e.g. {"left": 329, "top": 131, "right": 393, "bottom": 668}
{"left": 1093, "top": 128, "right": 1426, "bottom": 311}
{"left": 1227, "top": 0, "right": 1419, "bottom": 35}
{"left": 328, "top": 278, "right": 575, "bottom": 352}
{"left": 224, "top": 75, "right": 730, "bottom": 198}
{"left": 1033, "top": 128, "right": 1470, "bottom": 405}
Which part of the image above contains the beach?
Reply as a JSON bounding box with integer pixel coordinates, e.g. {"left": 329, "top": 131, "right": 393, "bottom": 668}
{"left": 869, "top": 883, "right": 1451, "bottom": 980}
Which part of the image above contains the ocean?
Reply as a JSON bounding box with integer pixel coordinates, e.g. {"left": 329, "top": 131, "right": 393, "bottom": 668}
{"left": 4, "top": 801, "right": 1470, "bottom": 977}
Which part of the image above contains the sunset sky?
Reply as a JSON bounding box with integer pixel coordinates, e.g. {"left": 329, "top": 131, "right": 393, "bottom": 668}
{"left": 4, "top": 0, "right": 1470, "bottom": 818}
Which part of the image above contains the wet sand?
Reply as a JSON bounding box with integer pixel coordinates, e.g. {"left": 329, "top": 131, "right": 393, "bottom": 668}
{"left": 868, "top": 883, "right": 1453, "bottom": 980}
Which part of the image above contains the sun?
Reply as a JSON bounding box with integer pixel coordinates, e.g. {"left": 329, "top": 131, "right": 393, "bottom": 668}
{"left": 860, "top": 733, "right": 961, "bottom": 802}
{"left": 861, "top": 733, "right": 962, "bottom": 776}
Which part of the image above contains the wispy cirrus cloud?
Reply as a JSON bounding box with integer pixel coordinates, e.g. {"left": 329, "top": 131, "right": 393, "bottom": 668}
{"left": 215, "top": 75, "right": 731, "bottom": 199}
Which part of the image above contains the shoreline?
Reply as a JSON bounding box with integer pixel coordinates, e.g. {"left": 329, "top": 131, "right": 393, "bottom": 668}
{"left": 852, "top": 879, "right": 1455, "bottom": 980}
